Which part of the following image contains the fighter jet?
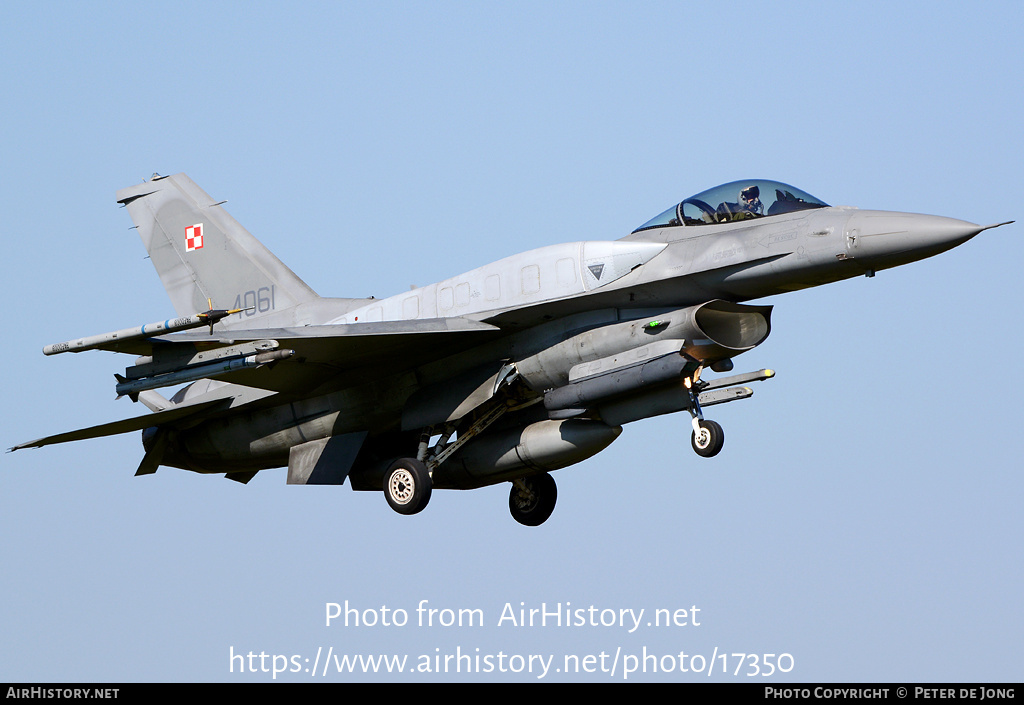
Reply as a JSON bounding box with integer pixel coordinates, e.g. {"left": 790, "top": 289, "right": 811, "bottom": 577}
{"left": 11, "top": 174, "right": 1010, "bottom": 525}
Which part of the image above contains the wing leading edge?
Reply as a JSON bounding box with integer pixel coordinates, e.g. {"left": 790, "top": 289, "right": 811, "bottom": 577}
{"left": 132, "top": 317, "right": 504, "bottom": 394}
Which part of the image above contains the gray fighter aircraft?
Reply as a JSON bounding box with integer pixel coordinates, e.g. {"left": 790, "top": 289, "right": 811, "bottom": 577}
{"left": 11, "top": 174, "right": 1010, "bottom": 525}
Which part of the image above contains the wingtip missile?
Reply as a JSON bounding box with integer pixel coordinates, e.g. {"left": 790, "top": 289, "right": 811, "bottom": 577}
{"left": 43, "top": 308, "right": 242, "bottom": 356}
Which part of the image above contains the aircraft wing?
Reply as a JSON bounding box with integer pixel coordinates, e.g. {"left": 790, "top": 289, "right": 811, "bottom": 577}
{"left": 89, "top": 317, "right": 506, "bottom": 396}
{"left": 78, "top": 316, "right": 500, "bottom": 354}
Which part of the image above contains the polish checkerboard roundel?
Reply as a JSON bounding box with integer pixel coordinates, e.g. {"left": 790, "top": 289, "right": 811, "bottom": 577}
{"left": 185, "top": 223, "right": 204, "bottom": 251}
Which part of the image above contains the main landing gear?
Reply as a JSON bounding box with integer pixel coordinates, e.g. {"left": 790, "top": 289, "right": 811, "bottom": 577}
{"left": 508, "top": 473, "right": 557, "bottom": 527}
{"left": 383, "top": 458, "right": 432, "bottom": 515}
{"left": 382, "top": 457, "right": 559, "bottom": 527}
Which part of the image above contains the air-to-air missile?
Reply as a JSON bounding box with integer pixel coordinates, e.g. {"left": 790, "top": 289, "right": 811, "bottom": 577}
{"left": 42, "top": 308, "right": 242, "bottom": 356}
{"left": 114, "top": 347, "right": 295, "bottom": 399}
{"left": 40, "top": 306, "right": 296, "bottom": 400}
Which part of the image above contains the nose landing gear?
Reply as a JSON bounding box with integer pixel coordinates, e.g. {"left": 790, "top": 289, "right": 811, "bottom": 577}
{"left": 690, "top": 419, "right": 725, "bottom": 457}
{"left": 684, "top": 369, "right": 724, "bottom": 458}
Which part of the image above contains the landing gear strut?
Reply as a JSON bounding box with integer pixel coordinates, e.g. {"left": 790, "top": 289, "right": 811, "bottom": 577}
{"left": 509, "top": 473, "right": 557, "bottom": 526}
{"left": 685, "top": 369, "right": 725, "bottom": 458}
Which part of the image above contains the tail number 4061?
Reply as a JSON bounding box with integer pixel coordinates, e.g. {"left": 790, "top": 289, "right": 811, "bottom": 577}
{"left": 233, "top": 286, "right": 276, "bottom": 317}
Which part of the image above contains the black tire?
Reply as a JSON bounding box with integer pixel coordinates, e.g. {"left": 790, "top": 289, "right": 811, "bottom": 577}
{"left": 690, "top": 419, "right": 725, "bottom": 458}
{"left": 509, "top": 473, "right": 557, "bottom": 526}
{"left": 383, "top": 458, "right": 432, "bottom": 515}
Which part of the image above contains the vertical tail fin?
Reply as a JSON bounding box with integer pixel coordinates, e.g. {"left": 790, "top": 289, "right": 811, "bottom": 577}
{"left": 116, "top": 173, "right": 319, "bottom": 319}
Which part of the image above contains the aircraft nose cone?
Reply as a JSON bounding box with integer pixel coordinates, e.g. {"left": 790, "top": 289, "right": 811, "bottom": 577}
{"left": 844, "top": 210, "right": 1007, "bottom": 267}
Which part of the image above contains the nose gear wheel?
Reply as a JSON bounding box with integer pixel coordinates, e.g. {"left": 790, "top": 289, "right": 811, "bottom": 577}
{"left": 690, "top": 419, "right": 724, "bottom": 457}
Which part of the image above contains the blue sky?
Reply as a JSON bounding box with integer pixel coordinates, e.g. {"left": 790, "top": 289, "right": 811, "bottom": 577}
{"left": 2, "top": 1, "right": 1021, "bottom": 682}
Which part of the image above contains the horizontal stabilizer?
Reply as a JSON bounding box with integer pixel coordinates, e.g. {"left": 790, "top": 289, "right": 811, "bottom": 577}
{"left": 9, "top": 398, "right": 230, "bottom": 451}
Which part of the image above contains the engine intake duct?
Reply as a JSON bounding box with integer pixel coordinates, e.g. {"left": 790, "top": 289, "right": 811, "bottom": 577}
{"left": 680, "top": 300, "right": 772, "bottom": 361}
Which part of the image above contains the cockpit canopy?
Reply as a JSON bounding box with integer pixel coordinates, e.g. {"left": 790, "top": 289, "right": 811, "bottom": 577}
{"left": 633, "top": 180, "right": 829, "bottom": 233}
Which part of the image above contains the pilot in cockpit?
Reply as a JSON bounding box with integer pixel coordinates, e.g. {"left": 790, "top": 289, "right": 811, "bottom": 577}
{"left": 739, "top": 185, "right": 764, "bottom": 216}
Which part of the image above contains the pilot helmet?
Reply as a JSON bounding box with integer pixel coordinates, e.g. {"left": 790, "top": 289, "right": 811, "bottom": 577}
{"left": 739, "top": 185, "right": 763, "bottom": 214}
